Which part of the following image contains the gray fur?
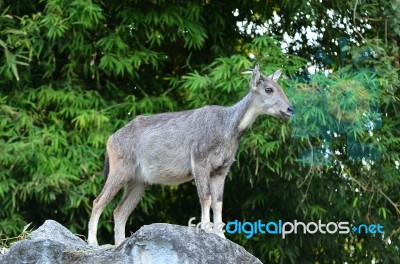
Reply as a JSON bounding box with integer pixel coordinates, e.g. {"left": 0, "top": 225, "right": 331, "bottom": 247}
{"left": 88, "top": 64, "right": 294, "bottom": 246}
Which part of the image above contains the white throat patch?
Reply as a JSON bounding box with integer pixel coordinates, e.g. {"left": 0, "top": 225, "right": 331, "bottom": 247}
{"left": 238, "top": 107, "right": 260, "bottom": 131}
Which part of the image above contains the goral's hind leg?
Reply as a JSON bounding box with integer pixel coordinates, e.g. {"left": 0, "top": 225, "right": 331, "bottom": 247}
{"left": 114, "top": 181, "right": 147, "bottom": 245}
{"left": 88, "top": 168, "right": 126, "bottom": 246}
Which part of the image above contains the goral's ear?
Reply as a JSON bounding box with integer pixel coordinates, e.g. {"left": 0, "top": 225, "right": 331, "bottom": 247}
{"left": 267, "top": 69, "right": 282, "bottom": 82}
{"left": 251, "top": 64, "right": 261, "bottom": 92}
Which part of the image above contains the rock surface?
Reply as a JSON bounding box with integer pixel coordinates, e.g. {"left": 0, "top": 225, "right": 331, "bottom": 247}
{"left": 0, "top": 220, "right": 262, "bottom": 264}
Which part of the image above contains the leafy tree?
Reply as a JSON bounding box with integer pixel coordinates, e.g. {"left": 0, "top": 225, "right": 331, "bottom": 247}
{"left": 1, "top": 0, "right": 399, "bottom": 262}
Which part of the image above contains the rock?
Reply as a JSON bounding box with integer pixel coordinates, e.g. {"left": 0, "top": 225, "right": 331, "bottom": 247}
{"left": 0, "top": 220, "right": 262, "bottom": 264}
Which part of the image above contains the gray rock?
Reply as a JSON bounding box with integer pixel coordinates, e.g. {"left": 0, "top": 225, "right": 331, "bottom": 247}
{"left": 0, "top": 220, "right": 262, "bottom": 264}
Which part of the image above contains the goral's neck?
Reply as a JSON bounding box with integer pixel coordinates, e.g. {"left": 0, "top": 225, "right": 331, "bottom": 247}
{"left": 226, "top": 92, "right": 262, "bottom": 137}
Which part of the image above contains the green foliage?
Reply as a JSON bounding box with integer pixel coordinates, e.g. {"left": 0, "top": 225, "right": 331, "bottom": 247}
{"left": 0, "top": 0, "right": 399, "bottom": 263}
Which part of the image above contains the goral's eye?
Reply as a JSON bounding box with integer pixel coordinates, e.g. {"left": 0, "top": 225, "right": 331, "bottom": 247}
{"left": 265, "top": 87, "right": 273, "bottom": 93}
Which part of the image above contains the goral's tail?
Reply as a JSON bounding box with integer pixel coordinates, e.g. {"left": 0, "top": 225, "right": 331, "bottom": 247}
{"left": 104, "top": 152, "right": 110, "bottom": 181}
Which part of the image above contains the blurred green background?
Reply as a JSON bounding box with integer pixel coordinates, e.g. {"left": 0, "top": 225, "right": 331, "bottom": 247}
{"left": 0, "top": 0, "right": 399, "bottom": 262}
